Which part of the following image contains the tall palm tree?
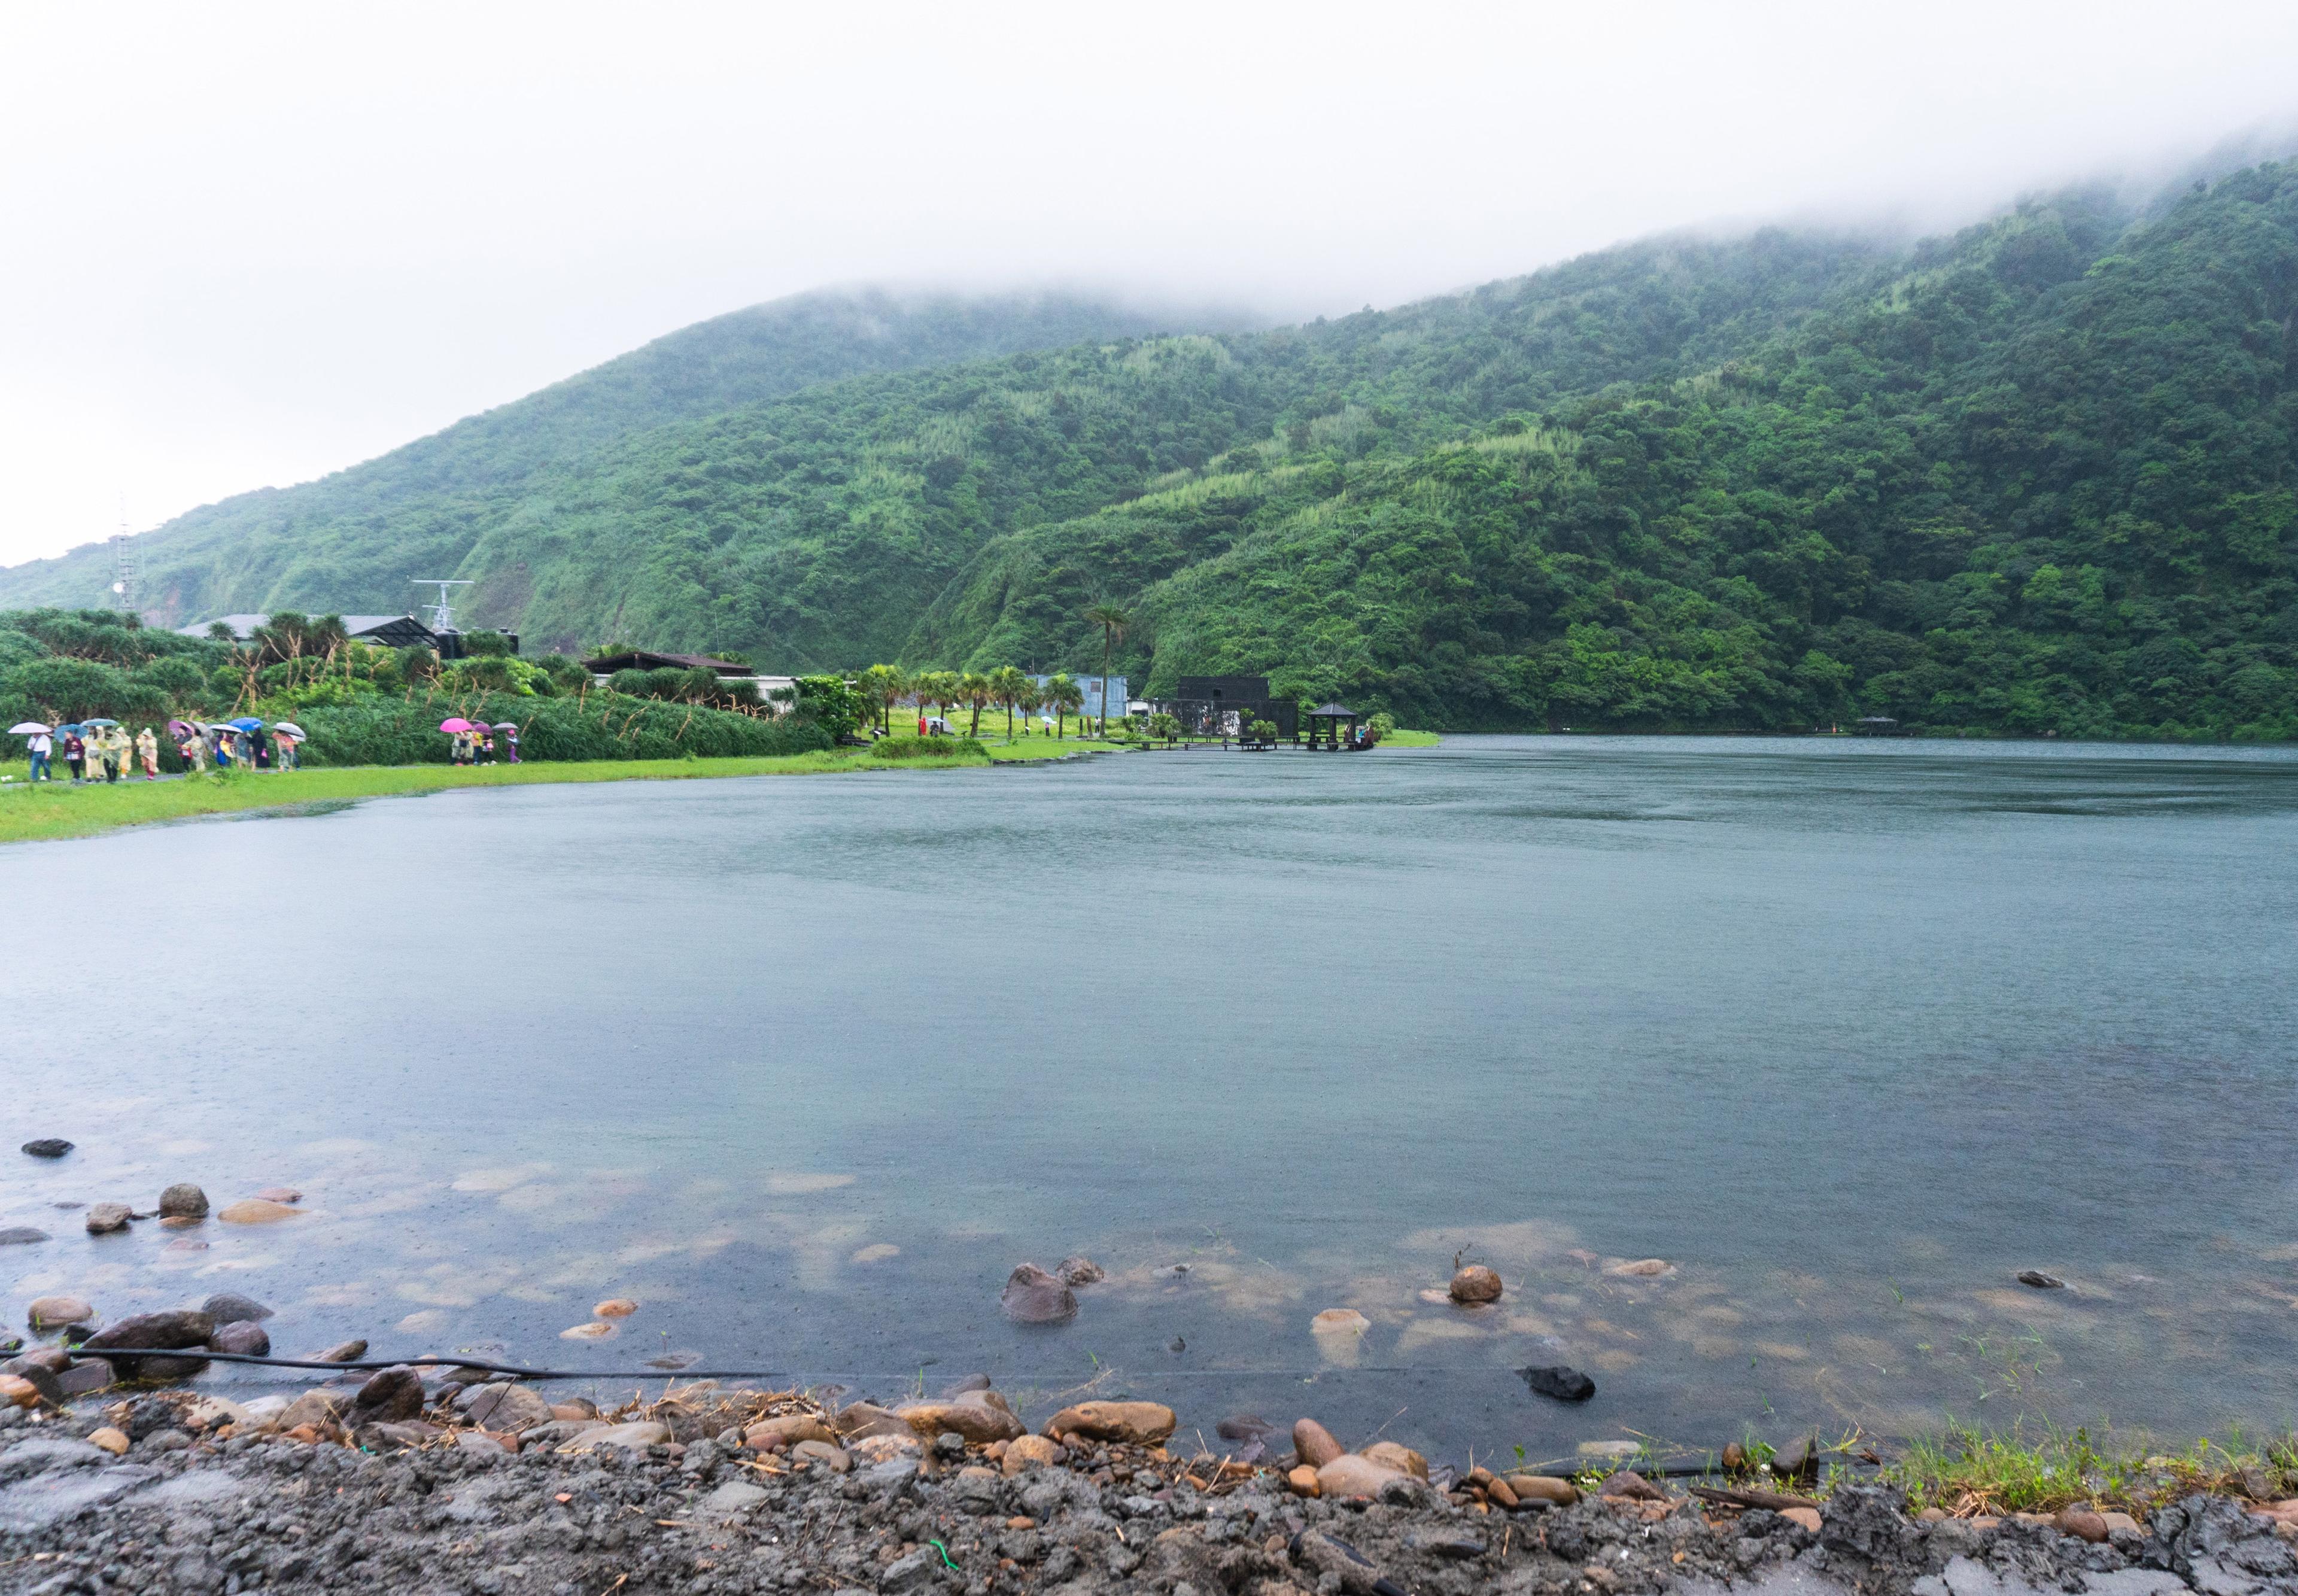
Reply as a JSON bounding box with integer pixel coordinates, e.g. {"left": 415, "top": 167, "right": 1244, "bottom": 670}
{"left": 959, "top": 671, "right": 992, "bottom": 738}
{"left": 1083, "top": 604, "right": 1129, "bottom": 735}
{"left": 986, "top": 665, "right": 1030, "bottom": 741}
{"left": 858, "top": 664, "right": 907, "bottom": 734}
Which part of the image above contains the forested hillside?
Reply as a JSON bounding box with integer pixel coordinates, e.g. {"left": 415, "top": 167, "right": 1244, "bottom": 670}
{"left": 9, "top": 163, "right": 2298, "bottom": 737}
{"left": 0, "top": 288, "right": 1245, "bottom": 625}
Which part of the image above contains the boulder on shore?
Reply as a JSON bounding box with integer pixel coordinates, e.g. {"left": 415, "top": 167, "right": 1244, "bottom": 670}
{"left": 208, "top": 1321, "right": 270, "bottom": 1357}
{"left": 1039, "top": 1400, "right": 1176, "bottom": 1445}
{"left": 27, "top": 1296, "right": 94, "bottom": 1330}
{"left": 157, "top": 1184, "right": 209, "bottom": 1220}
{"left": 893, "top": 1391, "right": 1024, "bottom": 1444}
{"left": 84, "top": 1203, "right": 132, "bottom": 1235}
{"left": 201, "top": 1293, "right": 274, "bottom": 1326}
{"left": 83, "top": 1310, "right": 214, "bottom": 1380}
{"left": 1449, "top": 1264, "right": 1504, "bottom": 1305}
{"left": 1317, "top": 1454, "right": 1405, "bottom": 1498}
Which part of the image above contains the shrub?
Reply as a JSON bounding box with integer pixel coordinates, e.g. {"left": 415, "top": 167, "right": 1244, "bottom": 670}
{"left": 869, "top": 735, "right": 987, "bottom": 761}
{"left": 1367, "top": 712, "right": 1396, "bottom": 743}
{"left": 293, "top": 689, "right": 831, "bottom": 766}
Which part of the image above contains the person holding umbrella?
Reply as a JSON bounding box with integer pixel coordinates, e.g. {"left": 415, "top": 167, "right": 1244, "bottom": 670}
{"left": 272, "top": 721, "right": 304, "bottom": 770}
{"left": 59, "top": 725, "right": 85, "bottom": 782}
{"left": 13, "top": 723, "right": 51, "bottom": 781}
{"left": 497, "top": 721, "right": 519, "bottom": 764}
{"left": 439, "top": 716, "right": 475, "bottom": 764}
{"left": 170, "top": 720, "right": 205, "bottom": 773}
{"left": 134, "top": 725, "right": 158, "bottom": 779}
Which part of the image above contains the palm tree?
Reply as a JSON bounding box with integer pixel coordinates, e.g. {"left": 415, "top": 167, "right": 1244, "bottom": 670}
{"left": 986, "top": 666, "right": 1030, "bottom": 741}
{"left": 858, "top": 664, "right": 907, "bottom": 734}
{"left": 1046, "top": 673, "right": 1083, "bottom": 738}
{"left": 959, "top": 671, "right": 992, "bottom": 738}
{"left": 910, "top": 670, "right": 953, "bottom": 732}
{"left": 1083, "top": 604, "right": 1129, "bottom": 735}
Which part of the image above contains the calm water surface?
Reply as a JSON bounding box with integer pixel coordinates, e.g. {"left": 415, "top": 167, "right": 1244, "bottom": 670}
{"left": 6, "top": 735, "right": 2297, "bottom": 1460}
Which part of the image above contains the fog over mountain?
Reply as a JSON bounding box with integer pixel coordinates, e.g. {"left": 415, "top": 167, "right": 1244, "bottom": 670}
{"left": 4, "top": 0, "right": 2297, "bottom": 567}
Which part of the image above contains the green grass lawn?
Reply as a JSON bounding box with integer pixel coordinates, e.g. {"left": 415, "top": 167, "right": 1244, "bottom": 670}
{"left": 1379, "top": 728, "right": 1442, "bottom": 746}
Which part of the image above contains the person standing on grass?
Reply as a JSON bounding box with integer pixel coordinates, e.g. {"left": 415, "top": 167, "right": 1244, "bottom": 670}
{"left": 273, "top": 729, "right": 297, "bottom": 770}
{"left": 62, "top": 729, "right": 84, "bottom": 782}
{"left": 135, "top": 726, "right": 158, "bottom": 779}
{"left": 26, "top": 728, "right": 50, "bottom": 781}
{"left": 479, "top": 726, "right": 495, "bottom": 764}
{"left": 503, "top": 725, "right": 519, "bottom": 764}
{"left": 96, "top": 727, "right": 118, "bottom": 782}
{"left": 251, "top": 726, "right": 271, "bottom": 770}
{"left": 178, "top": 726, "right": 205, "bottom": 773}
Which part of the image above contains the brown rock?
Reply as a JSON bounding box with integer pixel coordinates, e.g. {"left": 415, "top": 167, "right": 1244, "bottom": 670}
{"left": 1041, "top": 1400, "right": 1177, "bottom": 1445}
{"left": 83, "top": 1309, "right": 215, "bottom": 1380}
{"left": 1315, "top": 1454, "right": 1405, "bottom": 1498}
{"left": 1361, "top": 1440, "right": 1428, "bottom": 1480}
{"left": 794, "top": 1438, "right": 855, "bottom": 1470}
{"left": 352, "top": 1366, "right": 424, "bottom": 1422}
{"left": 1054, "top": 1257, "right": 1105, "bottom": 1286}
{"left": 84, "top": 1203, "right": 132, "bottom": 1235}
{"left": 1287, "top": 1464, "right": 1322, "bottom": 1498}
{"left": 26, "top": 1296, "right": 93, "bottom": 1330}
{"left": 1449, "top": 1264, "right": 1504, "bottom": 1305}
{"left": 1000, "top": 1263, "right": 1077, "bottom": 1324}
{"left": 87, "top": 1426, "right": 129, "bottom": 1455}
{"left": 829, "top": 1402, "right": 914, "bottom": 1441}
{"left": 549, "top": 1398, "right": 600, "bottom": 1421}
{"left": 593, "top": 1298, "right": 639, "bottom": 1318}
{"left": 1487, "top": 1476, "right": 1520, "bottom": 1509}
{"left": 1606, "top": 1258, "right": 1671, "bottom": 1277}
{"left": 277, "top": 1389, "right": 353, "bottom": 1434}
{"left": 1918, "top": 1507, "right": 1948, "bottom": 1522}
{"left": 459, "top": 1383, "right": 554, "bottom": 1433}
{"left": 217, "top": 1199, "right": 299, "bottom": 1224}
{"left": 256, "top": 1187, "right": 302, "bottom": 1203}
{"left": 1722, "top": 1442, "right": 1747, "bottom": 1470}
{"left": 896, "top": 1393, "right": 1024, "bottom": 1444}
{"left": 0, "top": 1375, "right": 39, "bottom": 1408}
{"left": 1782, "top": 1506, "right": 1822, "bottom": 1533}
{"left": 55, "top": 1358, "right": 114, "bottom": 1397}
{"left": 454, "top": 1430, "right": 511, "bottom": 1456}
{"left": 1002, "top": 1434, "right": 1062, "bottom": 1475}
{"left": 2058, "top": 1508, "right": 2109, "bottom": 1544}
{"left": 2102, "top": 1512, "right": 2142, "bottom": 1534}
{"left": 1598, "top": 1469, "right": 1665, "bottom": 1501}
{"left": 159, "top": 1216, "right": 200, "bottom": 1230}
{"left": 157, "top": 1184, "right": 209, "bottom": 1219}
{"left": 208, "top": 1320, "right": 270, "bottom": 1357}
{"left": 747, "top": 1412, "right": 838, "bottom": 1449}
{"left": 309, "top": 1339, "right": 367, "bottom": 1363}
{"left": 1292, "top": 1418, "right": 1345, "bottom": 1467}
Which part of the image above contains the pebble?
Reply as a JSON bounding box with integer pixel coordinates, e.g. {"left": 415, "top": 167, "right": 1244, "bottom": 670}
{"left": 1362, "top": 1440, "right": 1428, "bottom": 1479}
{"left": 1000, "top": 1263, "right": 1078, "bottom": 1324}
{"left": 200, "top": 1292, "right": 274, "bottom": 1325}
{"left": 54, "top": 1358, "right": 114, "bottom": 1397}
{"left": 0, "top": 1227, "right": 49, "bottom": 1245}
{"left": 459, "top": 1383, "right": 554, "bottom": 1433}
{"left": 1002, "top": 1434, "right": 1062, "bottom": 1475}
{"left": 592, "top": 1297, "right": 639, "bottom": 1318}
{"left": 26, "top": 1296, "right": 94, "bottom": 1330}
{"left": 1487, "top": 1476, "right": 1520, "bottom": 1508}
{"left": 255, "top": 1187, "right": 303, "bottom": 1203}
{"left": 309, "top": 1339, "right": 368, "bottom": 1363}
{"left": 87, "top": 1425, "right": 129, "bottom": 1454}
{"left": 1287, "top": 1464, "right": 1322, "bottom": 1497}
{"left": 549, "top": 1398, "right": 599, "bottom": 1421}
{"left": 1773, "top": 1432, "right": 1817, "bottom": 1478}
{"left": 1312, "top": 1308, "right": 1370, "bottom": 1334}
{"left": 0, "top": 1374, "right": 39, "bottom": 1407}
{"left": 157, "top": 1183, "right": 209, "bottom": 1219}
{"left": 218, "top": 1198, "right": 300, "bottom": 1224}
{"left": 560, "top": 1320, "right": 615, "bottom": 1340}
{"left": 1449, "top": 1264, "right": 1504, "bottom": 1304}
{"left": 1519, "top": 1364, "right": 1597, "bottom": 1403}
{"left": 20, "top": 1139, "right": 72, "bottom": 1159}
{"left": 2058, "top": 1507, "right": 2109, "bottom": 1543}
{"left": 893, "top": 1393, "right": 1025, "bottom": 1443}
{"left": 2017, "top": 1269, "right": 2066, "bottom": 1289}
{"left": 1599, "top": 1469, "right": 1665, "bottom": 1501}
{"left": 84, "top": 1203, "right": 132, "bottom": 1235}
{"left": 1782, "top": 1506, "right": 1822, "bottom": 1533}
{"left": 745, "top": 1413, "right": 836, "bottom": 1448}
{"left": 1509, "top": 1473, "right": 1580, "bottom": 1504}
{"left": 1607, "top": 1258, "right": 1673, "bottom": 1277}
{"left": 1293, "top": 1417, "right": 1346, "bottom": 1467}
{"left": 1054, "top": 1256, "right": 1105, "bottom": 1285}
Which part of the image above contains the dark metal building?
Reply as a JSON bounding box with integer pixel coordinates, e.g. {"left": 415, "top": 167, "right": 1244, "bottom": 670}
{"left": 1148, "top": 675, "right": 1299, "bottom": 740}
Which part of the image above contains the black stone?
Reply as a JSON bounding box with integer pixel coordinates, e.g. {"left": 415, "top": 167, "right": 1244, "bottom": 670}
{"left": 2016, "top": 1270, "right": 2065, "bottom": 1289}
{"left": 200, "top": 1292, "right": 275, "bottom": 1326}
{"left": 20, "top": 1139, "right": 72, "bottom": 1159}
{"left": 1517, "top": 1364, "right": 1596, "bottom": 1403}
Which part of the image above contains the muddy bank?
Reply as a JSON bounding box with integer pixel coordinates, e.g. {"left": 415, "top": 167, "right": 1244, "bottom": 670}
{"left": 2, "top": 1379, "right": 2296, "bottom": 1596}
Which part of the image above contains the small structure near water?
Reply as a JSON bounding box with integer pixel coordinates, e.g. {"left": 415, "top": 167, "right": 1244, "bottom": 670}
{"left": 1146, "top": 676, "right": 1299, "bottom": 740}
{"left": 1305, "top": 702, "right": 1365, "bottom": 750}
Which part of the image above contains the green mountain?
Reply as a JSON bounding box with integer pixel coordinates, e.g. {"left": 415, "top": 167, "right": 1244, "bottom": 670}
{"left": 0, "top": 288, "right": 1253, "bottom": 626}
{"left": 11, "top": 162, "right": 2298, "bottom": 738}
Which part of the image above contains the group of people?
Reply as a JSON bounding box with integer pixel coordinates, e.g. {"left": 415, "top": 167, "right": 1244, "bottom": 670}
{"left": 18, "top": 719, "right": 302, "bottom": 783}
{"left": 447, "top": 723, "right": 518, "bottom": 764}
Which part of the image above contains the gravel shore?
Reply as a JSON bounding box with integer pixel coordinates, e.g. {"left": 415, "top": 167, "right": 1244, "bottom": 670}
{"left": 2, "top": 1378, "right": 2296, "bottom": 1596}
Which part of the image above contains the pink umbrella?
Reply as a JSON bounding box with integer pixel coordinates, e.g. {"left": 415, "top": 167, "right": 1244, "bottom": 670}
{"left": 439, "top": 717, "right": 475, "bottom": 734}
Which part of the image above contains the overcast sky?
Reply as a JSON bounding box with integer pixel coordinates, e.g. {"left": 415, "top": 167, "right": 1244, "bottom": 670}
{"left": 2, "top": 1, "right": 2294, "bottom": 569}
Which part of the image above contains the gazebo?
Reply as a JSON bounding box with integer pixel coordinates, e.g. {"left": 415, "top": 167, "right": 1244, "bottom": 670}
{"left": 1305, "top": 702, "right": 1361, "bottom": 750}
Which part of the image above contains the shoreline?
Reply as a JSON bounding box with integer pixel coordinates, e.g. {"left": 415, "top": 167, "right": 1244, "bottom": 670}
{"left": 0, "top": 1372, "right": 2290, "bottom": 1594}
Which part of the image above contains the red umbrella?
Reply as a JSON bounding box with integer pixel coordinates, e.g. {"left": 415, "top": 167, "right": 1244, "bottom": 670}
{"left": 439, "top": 717, "right": 476, "bottom": 734}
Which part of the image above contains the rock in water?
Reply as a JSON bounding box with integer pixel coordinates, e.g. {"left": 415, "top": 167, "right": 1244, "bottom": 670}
{"left": 2016, "top": 1269, "right": 2065, "bottom": 1289}
{"left": 200, "top": 1293, "right": 274, "bottom": 1325}
{"left": 218, "top": 1199, "right": 299, "bottom": 1224}
{"left": 1054, "top": 1256, "right": 1104, "bottom": 1286}
{"left": 1000, "top": 1263, "right": 1077, "bottom": 1324}
{"left": 157, "top": 1184, "right": 209, "bottom": 1219}
{"left": 1449, "top": 1264, "right": 1504, "bottom": 1305}
{"left": 84, "top": 1203, "right": 132, "bottom": 1235}
{"left": 309, "top": 1339, "right": 367, "bottom": 1363}
{"left": 1518, "top": 1364, "right": 1597, "bottom": 1403}
{"left": 83, "top": 1310, "right": 215, "bottom": 1380}
{"left": 254, "top": 1187, "right": 302, "bottom": 1203}
{"left": 592, "top": 1298, "right": 639, "bottom": 1318}
{"left": 27, "top": 1296, "right": 94, "bottom": 1330}
{"left": 20, "top": 1139, "right": 72, "bottom": 1159}
{"left": 1772, "top": 1431, "right": 1817, "bottom": 1478}
{"left": 1038, "top": 1400, "right": 1176, "bottom": 1445}
{"left": 208, "top": 1321, "right": 270, "bottom": 1357}
{"left": 0, "top": 1228, "right": 48, "bottom": 1246}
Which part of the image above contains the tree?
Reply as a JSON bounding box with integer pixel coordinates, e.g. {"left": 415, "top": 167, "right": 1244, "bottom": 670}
{"left": 1045, "top": 673, "right": 1084, "bottom": 737}
{"left": 858, "top": 664, "right": 908, "bottom": 733}
{"left": 1083, "top": 604, "right": 1129, "bottom": 735}
{"left": 987, "top": 665, "right": 1030, "bottom": 741}
{"left": 958, "top": 671, "right": 993, "bottom": 738}
{"left": 1147, "top": 710, "right": 1181, "bottom": 744}
{"left": 792, "top": 675, "right": 866, "bottom": 741}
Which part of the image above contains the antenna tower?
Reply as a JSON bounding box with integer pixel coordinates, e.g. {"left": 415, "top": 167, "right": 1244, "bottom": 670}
{"left": 413, "top": 579, "right": 474, "bottom": 633}
{"left": 110, "top": 518, "right": 136, "bottom": 616}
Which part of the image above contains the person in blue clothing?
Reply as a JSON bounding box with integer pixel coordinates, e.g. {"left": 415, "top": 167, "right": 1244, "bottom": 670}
{"left": 25, "top": 729, "right": 50, "bottom": 781}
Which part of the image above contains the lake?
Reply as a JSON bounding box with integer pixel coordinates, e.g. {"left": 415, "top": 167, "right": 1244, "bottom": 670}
{"left": 5, "top": 735, "right": 2296, "bottom": 1463}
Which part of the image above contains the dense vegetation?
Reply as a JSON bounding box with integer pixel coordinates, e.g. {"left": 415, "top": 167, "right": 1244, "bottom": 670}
{"left": 0, "top": 608, "right": 832, "bottom": 767}
{"left": 8, "top": 160, "right": 2298, "bottom": 738}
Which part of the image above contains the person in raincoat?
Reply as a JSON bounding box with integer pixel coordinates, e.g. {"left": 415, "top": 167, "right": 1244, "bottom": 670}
{"left": 501, "top": 725, "right": 519, "bottom": 764}
{"left": 177, "top": 726, "right": 205, "bottom": 773}
{"left": 95, "top": 726, "right": 118, "bottom": 782}
{"left": 135, "top": 726, "right": 159, "bottom": 779}
{"left": 272, "top": 728, "right": 298, "bottom": 770}
{"left": 232, "top": 726, "right": 253, "bottom": 767}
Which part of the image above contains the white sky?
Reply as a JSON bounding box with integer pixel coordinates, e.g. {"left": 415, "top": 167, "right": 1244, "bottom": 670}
{"left": 2, "top": 0, "right": 2295, "bottom": 568}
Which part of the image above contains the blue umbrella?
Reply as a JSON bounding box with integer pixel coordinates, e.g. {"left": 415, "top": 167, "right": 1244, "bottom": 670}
{"left": 54, "top": 723, "right": 85, "bottom": 737}
{"left": 225, "top": 716, "right": 263, "bottom": 732}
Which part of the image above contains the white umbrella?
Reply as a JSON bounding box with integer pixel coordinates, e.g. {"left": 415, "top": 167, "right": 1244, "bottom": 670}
{"left": 272, "top": 721, "right": 306, "bottom": 738}
{"left": 10, "top": 722, "right": 50, "bottom": 735}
